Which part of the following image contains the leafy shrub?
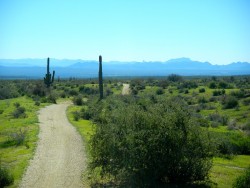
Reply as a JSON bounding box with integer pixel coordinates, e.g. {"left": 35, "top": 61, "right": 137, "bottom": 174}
{"left": 90, "top": 97, "right": 213, "bottom": 186}
{"left": 233, "top": 167, "right": 250, "bottom": 188}
{"left": 35, "top": 101, "right": 40, "bottom": 106}
{"left": 0, "top": 164, "right": 14, "bottom": 187}
{"left": 47, "top": 94, "right": 57, "bottom": 104}
{"left": 9, "top": 129, "right": 27, "bottom": 146}
{"left": 168, "top": 74, "right": 183, "bottom": 82}
{"left": 213, "top": 89, "right": 225, "bottom": 96}
{"left": 243, "top": 98, "right": 250, "bottom": 106}
{"left": 73, "top": 95, "right": 83, "bottom": 106}
{"left": 209, "top": 82, "right": 217, "bottom": 89}
{"left": 218, "top": 81, "right": 228, "bottom": 89}
{"left": 14, "top": 102, "right": 20, "bottom": 108}
{"left": 199, "top": 88, "right": 206, "bottom": 93}
{"left": 223, "top": 96, "right": 238, "bottom": 109}
{"left": 230, "top": 89, "right": 249, "bottom": 99}
{"left": 69, "top": 89, "right": 78, "bottom": 96}
{"left": 198, "top": 97, "right": 208, "bottom": 104}
{"left": 80, "top": 108, "right": 91, "bottom": 120}
{"left": 156, "top": 88, "right": 164, "bottom": 95}
{"left": 208, "top": 113, "right": 228, "bottom": 126}
{"left": 72, "top": 111, "right": 80, "bottom": 121}
{"left": 12, "top": 106, "right": 26, "bottom": 118}
{"left": 0, "top": 110, "right": 3, "bottom": 114}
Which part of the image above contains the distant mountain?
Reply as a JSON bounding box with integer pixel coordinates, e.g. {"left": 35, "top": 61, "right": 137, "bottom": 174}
{"left": 0, "top": 58, "right": 250, "bottom": 78}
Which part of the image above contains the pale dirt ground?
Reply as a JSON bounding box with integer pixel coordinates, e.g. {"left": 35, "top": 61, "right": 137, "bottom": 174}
{"left": 122, "top": 84, "right": 130, "bottom": 95}
{"left": 20, "top": 102, "right": 87, "bottom": 188}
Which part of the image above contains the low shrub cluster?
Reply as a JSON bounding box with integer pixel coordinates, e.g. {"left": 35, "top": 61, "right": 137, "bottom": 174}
{"left": 233, "top": 167, "right": 250, "bottom": 188}
{"left": 0, "top": 164, "right": 14, "bottom": 187}
{"left": 89, "top": 96, "right": 213, "bottom": 186}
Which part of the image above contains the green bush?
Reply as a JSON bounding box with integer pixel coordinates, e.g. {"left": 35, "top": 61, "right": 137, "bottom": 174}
{"left": 0, "top": 164, "right": 14, "bottom": 187}
{"left": 73, "top": 95, "right": 83, "bottom": 106}
{"left": 12, "top": 106, "right": 26, "bottom": 118}
{"left": 223, "top": 96, "right": 239, "bottom": 109}
{"left": 89, "top": 97, "right": 213, "bottom": 186}
{"left": 156, "top": 88, "right": 164, "bottom": 95}
{"left": 199, "top": 88, "right": 206, "bottom": 93}
{"left": 233, "top": 167, "right": 250, "bottom": 188}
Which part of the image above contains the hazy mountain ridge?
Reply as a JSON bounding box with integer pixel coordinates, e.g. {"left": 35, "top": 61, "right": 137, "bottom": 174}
{"left": 0, "top": 58, "right": 250, "bottom": 78}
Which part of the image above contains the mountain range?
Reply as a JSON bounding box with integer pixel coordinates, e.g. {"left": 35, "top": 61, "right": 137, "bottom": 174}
{"left": 0, "top": 58, "right": 250, "bottom": 78}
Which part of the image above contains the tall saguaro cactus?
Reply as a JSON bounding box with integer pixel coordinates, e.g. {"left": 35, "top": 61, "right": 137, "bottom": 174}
{"left": 99, "top": 55, "right": 104, "bottom": 100}
{"left": 44, "top": 57, "right": 55, "bottom": 88}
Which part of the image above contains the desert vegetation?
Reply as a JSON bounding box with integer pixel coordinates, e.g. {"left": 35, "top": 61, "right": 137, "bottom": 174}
{"left": 1, "top": 75, "right": 250, "bottom": 187}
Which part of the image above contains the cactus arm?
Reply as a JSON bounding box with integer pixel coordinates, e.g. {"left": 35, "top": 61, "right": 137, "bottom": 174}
{"left": 52, "top": 71, "right": 55, "bottom": 83}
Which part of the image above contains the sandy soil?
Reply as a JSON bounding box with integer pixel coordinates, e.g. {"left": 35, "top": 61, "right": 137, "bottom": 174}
{"left": 20, "top": 102, "right": 86, "bottom": 188}
{"left": 122, "top": 84, "right": 130, "bottom": 95}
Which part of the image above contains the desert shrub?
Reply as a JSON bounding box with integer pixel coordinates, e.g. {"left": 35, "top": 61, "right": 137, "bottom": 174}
{"left": 69, "top": 89, "right": 78, "bottom": 96}
{"left": 13, "top": 102, "right": 20, "bottom": 108}
{"left": 89, "top": 97, "right": 213, "bottom": 186}
{"left": 208, "top": 113, "right": 229, "bottom": 126}
{"left": 218, "top": 81, "right": 228, "bottom": 89}
{"left": 0, "top": 164, "right": 14, "bottom": 187}
{"left": 73, "top": 95, "right": 83, "bottom": 106}
{"left": 209, "top": 82, "right": 217, "bottom": 89}
{"left": 9, "top": 129, "right": 27, "bottom": 146}
{"left": 168, "top": 74, "right": 183, "bottom": 82}
{"left": 213, "top": 89, "right": 225, "bottom": 96}
{"left": 47, "top": 94, "right": 57, "bottom": 104}
{"left": 199, "top": 88, "right": 206, "bottom": 93}
{"left": 157, "top": 80, "right": 169, "bottom": 89}
{"left": 34, "top": 101, "right": 40, "bottom": 106}
{"left": 233, "top": 167, "right": 250, "bottom": 188}
{"left": 230, "top": 89, "right": 249, "bottom": 99}
{"left": 198, "top": 97, "right": 208, "bottom": 104}
{"left": 12, "top": 106, "right": 26, "bottom": 118}
{"left": 211, "top": 130, "right": 250, "bottom": 155}
{"left": 156, "top": 88, "right": 164, "bottom": 95}
{"left": 223, "top": 96, "right": 238, "bottom": 109}
{"left": 32, "top": 83, "right": 46, "bottom": 97}
{"left": 80, "top": 108, "right": 91, "bottom": 120}
{"left": 243, "top": 98, "right": 250, "bottom": 106}
{"left": 72, "top": 111, "right": 80, "bottom": 121}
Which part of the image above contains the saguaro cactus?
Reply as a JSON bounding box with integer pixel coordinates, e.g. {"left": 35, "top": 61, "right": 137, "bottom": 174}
{"left": 44, "top": 57, "right": 55, "bottom": 88}
{"left": 99, "top": 55, "right": 104, "bottom": 100}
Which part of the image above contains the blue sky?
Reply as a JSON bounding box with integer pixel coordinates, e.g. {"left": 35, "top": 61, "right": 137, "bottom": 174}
{"left": 0, "top": 0, "right": 249, "bottom": 65}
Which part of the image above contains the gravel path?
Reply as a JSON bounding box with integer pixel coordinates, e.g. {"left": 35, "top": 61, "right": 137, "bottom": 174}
{"left": 122, "top": 84, "right": 130, "bottom": 95}
{"left": 20, "top": 102, "right": 86, "bottom": 188}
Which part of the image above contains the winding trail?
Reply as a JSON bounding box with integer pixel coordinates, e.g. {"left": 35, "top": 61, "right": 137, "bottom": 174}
{"left": 122, "top": 84, "right": 130, "bottom": 95}
{"left": 20, "top": 102, "right": 86, "bottom": 188}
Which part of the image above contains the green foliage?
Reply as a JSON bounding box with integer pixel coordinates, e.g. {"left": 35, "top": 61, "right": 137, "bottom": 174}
{"left": 199, "top": 88, "right": 206, "bottom": 93}
{"left": 0, "top": 164, "right": 14, "bottom": 187}
{"left": 209, "top": 82, "right": 217, "bottom": 89}
{"left": 12, "top": 105, "right": 26, "bottom": 118}
{"left": 223, "top": 96, "right": 239, "bottom": 109}
{"left": 156, "top": 88, "right": 164, "bottom": 95}
{"left": 213, "top": 89, "right": 225, "bottom": 96}
{"left": 73, "top": 95, "right": 83, "bottom": 106}
{"left": 233, "top": 167, "right": 250, "bottom": 188}
{"left": 89, "top": 96, "right": 213, "bottom": 186}
{"left": 168, "top": 74, "right": 183, "bottom": 82}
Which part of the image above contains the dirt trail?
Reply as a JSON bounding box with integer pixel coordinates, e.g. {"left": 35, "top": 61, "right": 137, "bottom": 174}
{"left": 20, "top": 102, "right": 86, "bottom": 188}
{"left": 122, "top": 84, "right": 130, "bottom": 95}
